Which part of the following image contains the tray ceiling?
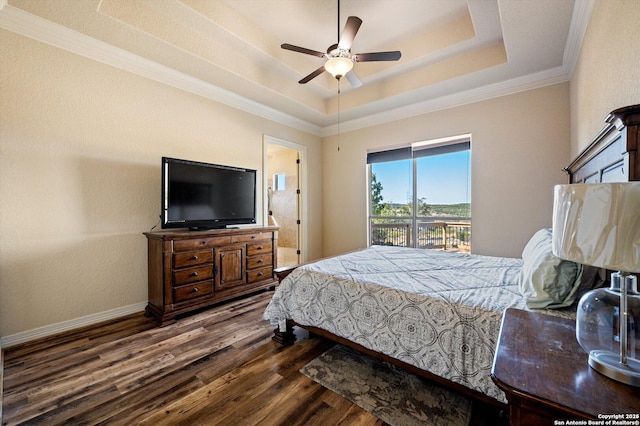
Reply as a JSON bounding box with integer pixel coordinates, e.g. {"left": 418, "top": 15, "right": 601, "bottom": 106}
{"left": 0, "top": 0, "right": 591, "bottom": 135}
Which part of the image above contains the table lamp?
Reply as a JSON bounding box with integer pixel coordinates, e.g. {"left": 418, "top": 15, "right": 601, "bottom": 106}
{"left": 552, "top": 182, "right": 640, "bottom": 386}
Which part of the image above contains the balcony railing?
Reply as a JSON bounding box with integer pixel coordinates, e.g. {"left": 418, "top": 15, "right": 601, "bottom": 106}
{"left": 370, "top": 222, "right": 412, "bottom": 247}
{"left": 370, "top": 217, "right": 471, "bottom": 251}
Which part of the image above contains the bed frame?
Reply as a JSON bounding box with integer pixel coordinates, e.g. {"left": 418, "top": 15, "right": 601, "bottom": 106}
{"left": 271, "top": 104, "right": 640, "bottom": 408}
{"left": 565, "top": 104, "right": 639, "bottom": 184}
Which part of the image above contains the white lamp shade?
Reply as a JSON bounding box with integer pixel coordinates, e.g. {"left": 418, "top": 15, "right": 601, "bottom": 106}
{"left": 552, "top": 183, "right": 640, "bottom": 272}
{"left": 325, "top": 57, "right": 353, "bottom": 79}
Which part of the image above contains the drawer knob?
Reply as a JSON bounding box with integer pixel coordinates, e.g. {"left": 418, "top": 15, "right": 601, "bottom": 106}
{"left": 257, "top": 246, "right": 263, "bottom": 250}
{"left": 192, "top": 271, "right": 199, "bottom": 277}
{"left": 258, "top": 272, "right": 263, "bottom": 277}
{"left": 251, "top": 235, "right": 256, "bottom": 239}
{"left": 193, "top": 287, "right": 199, "bottom": 293}
{"left": 201, "top": 241, "right": 206, "bottom": 245}
{"left": 257, "top": 259, "right": 263, "bottom": 264}
{"left": 192, "top": 255, "right": 199, "bottom": 260}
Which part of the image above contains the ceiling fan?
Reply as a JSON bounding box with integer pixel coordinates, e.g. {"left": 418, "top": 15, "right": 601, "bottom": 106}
{"left": 281, "top": 2, "right": 401, "bottom": 88}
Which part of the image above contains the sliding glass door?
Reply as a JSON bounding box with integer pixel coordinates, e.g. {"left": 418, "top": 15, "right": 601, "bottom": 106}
{"left": 368, "top": 138, "right": 471, "bottom": 251}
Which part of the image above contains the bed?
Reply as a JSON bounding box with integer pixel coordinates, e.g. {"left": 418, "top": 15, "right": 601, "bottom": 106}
{"left": 263, "top": 104, "right": 640, "bottom": 407}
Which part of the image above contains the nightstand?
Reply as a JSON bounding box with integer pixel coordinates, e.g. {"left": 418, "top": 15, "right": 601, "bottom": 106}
{"left": 491, "top": 308, "right": 640, "bottom": 425}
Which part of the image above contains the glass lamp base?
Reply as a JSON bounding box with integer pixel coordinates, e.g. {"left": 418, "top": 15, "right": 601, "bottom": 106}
{"left": 589, "top": 350, "right": 640, "bottom": 387}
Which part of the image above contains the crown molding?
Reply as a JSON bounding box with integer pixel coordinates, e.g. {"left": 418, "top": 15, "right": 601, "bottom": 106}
{"left": 322, "top": 66, "right": 571, "bottom": 136}
{"left": 0, "top": 4, "right": 323, "bottom": 136}
{"left": 322, "top": 0, "right": 593, "bottom": 137}
{"left": 1, "top": 1, "right": 592, "bottom": 138}
{"left": 563, "top": 0, "right": 596, "bottom": 78}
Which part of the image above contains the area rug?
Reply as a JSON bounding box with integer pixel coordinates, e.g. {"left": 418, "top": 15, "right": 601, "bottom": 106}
{"left": 300, "top": 344, "right": 472, "bottom": 426}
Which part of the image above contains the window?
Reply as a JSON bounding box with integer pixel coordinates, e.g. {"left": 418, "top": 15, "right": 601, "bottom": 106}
{"left": 368, "top": 135, "right": 471, "bottom": 251}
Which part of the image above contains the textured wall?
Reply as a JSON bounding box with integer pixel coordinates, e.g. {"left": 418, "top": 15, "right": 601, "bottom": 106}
{"left": 5, "top": 0, "right": 637, "bottom": 341}
{"left": 570, "top": 0, "right": 640, "bottom": 157}
{"left": 322, "top": 83, "right": 571, "bottom": 259}
{"left": 0, "top": 30, "right": 322, "bottom": 338}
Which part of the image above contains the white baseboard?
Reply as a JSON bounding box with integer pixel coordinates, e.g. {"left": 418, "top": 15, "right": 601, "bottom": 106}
{"left": 0, "top": 302, "right": 147, "bottom": 348}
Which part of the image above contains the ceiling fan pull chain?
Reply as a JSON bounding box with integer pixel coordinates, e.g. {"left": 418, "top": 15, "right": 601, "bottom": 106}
{"left": 337, "top": 77, "right": 341, "bottom": 151}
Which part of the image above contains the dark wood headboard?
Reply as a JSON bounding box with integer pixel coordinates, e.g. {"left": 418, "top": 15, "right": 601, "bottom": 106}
{"left": 564, "top": 104, "right": 640, "bottom": 184}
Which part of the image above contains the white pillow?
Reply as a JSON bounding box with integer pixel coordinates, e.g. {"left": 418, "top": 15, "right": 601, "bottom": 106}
{"left": 518, "top": 228, "right": 583, "bottom": 309}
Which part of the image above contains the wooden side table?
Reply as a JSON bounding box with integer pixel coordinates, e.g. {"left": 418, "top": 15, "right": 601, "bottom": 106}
{"left": 491, "top": 308, "right": 640, "bottom": 426}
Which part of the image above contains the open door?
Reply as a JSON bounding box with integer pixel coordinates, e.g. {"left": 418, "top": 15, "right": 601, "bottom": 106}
{"left": 265, "top": 137, "right": 304, "bottom": 268}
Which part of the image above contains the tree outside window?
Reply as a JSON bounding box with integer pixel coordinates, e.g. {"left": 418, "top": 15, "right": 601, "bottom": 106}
{"left": 368, "top": 140, "right": 471, "bottom": 251}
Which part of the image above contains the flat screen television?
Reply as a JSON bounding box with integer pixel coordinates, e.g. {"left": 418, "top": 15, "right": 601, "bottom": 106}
{"left": 161, "top": 157, "right": 257, "bottom": 230}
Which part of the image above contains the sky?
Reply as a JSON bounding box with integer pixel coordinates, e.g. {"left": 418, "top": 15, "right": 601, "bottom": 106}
{"left": 371, "top": 150, "right": 470, "bottom": 205}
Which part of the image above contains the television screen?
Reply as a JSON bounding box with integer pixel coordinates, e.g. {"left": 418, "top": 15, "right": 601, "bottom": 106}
{"left": 161, "top": 157, "right": 257, "bottom": 230}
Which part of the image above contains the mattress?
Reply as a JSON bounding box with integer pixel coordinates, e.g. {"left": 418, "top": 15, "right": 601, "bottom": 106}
{"left": 264, "top": 245, "right": 533, "bottom": 403}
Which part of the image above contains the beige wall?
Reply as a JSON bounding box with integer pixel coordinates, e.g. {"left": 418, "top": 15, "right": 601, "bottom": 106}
{"left": 570, "top": 0, "right": 640, "bottom": 157}
{"left": 322, "top": 83, "right": 571, "bottom": 258}
{"left": 4, "top": 0, "right": 638, "bottom": 342}
{"left": 0, "top": 30, "right": 322, "bottom": 338}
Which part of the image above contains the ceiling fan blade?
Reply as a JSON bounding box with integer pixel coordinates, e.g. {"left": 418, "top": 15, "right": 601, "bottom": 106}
{"left": 281, "top": 43, "right": 326, "bottom": 58}
{"left": 345, "top": 70, "right": 362, "bottom": 88}
{"left": 299, "top": 66, "right": 325, "bottom": 84}
{"left": 338, "top": 16, "right": 362, "bottom": 51}
{"left": 354, "top": 51, "right": 402, "bottom": 62}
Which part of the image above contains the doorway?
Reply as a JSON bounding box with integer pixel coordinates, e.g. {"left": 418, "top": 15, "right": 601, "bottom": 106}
{"left": 264, "top": 136, "right": 305, "bottom": 268}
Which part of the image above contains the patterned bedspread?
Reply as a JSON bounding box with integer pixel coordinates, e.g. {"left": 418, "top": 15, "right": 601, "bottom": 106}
{"left": 263, "top": 245, "right": 532, "bottom": 403}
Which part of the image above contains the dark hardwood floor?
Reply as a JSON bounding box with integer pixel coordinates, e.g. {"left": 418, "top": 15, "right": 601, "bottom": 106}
{"left": 2, "top": 290, "right": 506, "bottom": 425}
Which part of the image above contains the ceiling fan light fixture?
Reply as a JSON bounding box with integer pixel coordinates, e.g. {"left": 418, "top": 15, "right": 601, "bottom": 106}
{"left": 281, "top": 9, "right": 400, "bottom": 86}
{"left": 325, "top": 56, "right": 353, "bottom": 79}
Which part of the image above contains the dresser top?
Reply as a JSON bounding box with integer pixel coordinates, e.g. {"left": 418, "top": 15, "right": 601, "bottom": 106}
{"left": 144, "top": 225, "right": 278, "bottom": 240}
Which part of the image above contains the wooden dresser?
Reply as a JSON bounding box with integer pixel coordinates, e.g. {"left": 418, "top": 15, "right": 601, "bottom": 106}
{"left": 144, "top": 226, "right": 278, "bottom": 326}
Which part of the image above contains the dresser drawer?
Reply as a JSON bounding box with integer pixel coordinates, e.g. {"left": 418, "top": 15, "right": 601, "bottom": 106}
{"left": 247, "top": 266, "right": 273, "bottom": 283}
{"left": 173, "top": 236, "right": 231, "bottom": 252}
{"left": 247, "top": 241, "right": 272, "bottom": 256}
{"left": 145, "top": 227, "right": 279, "bottom": 327}
{"left": 232, "top": 232, "right": 272, "bottom": 244}
{"left": 173, "top": 250, "right": 213, "bottom": 269}
{"left": 174, "top": 265, "right": 213, "bottom": 286}
{"left": 174, "top": 280, "right": 213, "bottom": 303}
{"left": 247, "top": 254, "right": 272, "bottom": 270}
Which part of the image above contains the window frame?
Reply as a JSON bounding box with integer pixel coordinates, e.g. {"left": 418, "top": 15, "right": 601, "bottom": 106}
{"left": 367, "top": 135, "right": 471, "bottom": 250}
